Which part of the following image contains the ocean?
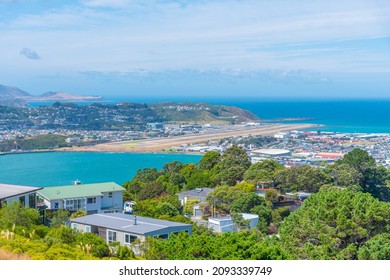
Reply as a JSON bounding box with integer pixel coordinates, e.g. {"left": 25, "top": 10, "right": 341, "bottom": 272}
{"left": 29, "top": 98, "right": 390, "bottom": 133}
{"left": 0, "top": 152, "right": 201, "bottom": 187}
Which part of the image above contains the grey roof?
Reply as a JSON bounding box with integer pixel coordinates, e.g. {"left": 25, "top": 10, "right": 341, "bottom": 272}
{"left": 0, "top": 183, "right": 42, "bottom": 200}
{"left": 70, "top": 213, "right": 191, "bottom": 236}
{"left": 177, "top": 188, "right": 214, "bottom": 198}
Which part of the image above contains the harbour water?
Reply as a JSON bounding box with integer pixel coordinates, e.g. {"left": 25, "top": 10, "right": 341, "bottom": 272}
{"left": 0, "top": 152, "right": 201, "bottom": 187}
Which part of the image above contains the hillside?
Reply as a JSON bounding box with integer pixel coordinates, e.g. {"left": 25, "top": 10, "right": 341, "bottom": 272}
{"left": 151, "top": 102, "right": 260, "bottom": 124}
{"left": 31, "top": 91, "right": 102, "bottom": 101}
{"left": 0, "top": 101, "right": 260, "bottom": 131}
{"left": 0, "top": 84, "right": 30, "bottom": 107}
{"left": 0, "top": 84, "right": 102, "bottom": 106}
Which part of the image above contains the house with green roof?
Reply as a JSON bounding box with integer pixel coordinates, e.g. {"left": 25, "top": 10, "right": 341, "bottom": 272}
{"left": 37, "top": 182, "right": 125, "bottom": 214}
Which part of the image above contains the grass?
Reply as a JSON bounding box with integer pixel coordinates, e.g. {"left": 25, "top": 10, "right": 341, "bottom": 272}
{"left": 121, "top": 142, "right": 139, "bottom": 147}
{"left": 0, "top": 248, "right": 31, "bottom": 260}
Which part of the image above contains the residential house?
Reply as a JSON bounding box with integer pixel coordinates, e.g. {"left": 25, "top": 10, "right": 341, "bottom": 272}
{"left": 208, "top": 213, "right": 259, "bottom": 233}
{"left": 37, "top": 182, "right": 125, "bottom": 214}
{"left": 0, "top": 183, "right": 42, "bottom": 208}
{"left": 177, "top": 188, "right": 214, "bottom": 205}
{"left": 70, "top": 213, "right": 192, "bottom": 246}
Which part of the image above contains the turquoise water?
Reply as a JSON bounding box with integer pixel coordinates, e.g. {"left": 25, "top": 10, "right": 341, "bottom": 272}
{"left": 219, "top": 99, "right": 390, "bottom": 133}
{"left": 0, "top": 152, "right": 201, "bottom": 187}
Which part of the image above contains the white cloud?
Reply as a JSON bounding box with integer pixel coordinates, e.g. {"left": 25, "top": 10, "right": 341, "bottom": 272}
{"left": 20, "top": 47, "right": 40, "bottom": 59}
{"left": 81, "top": 0, "right": 133, "bottom": 8}
{"left": 1, "top": 0, "right": 390, "bottom": 74}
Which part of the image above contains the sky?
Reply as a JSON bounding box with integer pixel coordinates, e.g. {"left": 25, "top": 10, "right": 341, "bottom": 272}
{"left": 1, "top": 0, "right": 390, "bottom": 99}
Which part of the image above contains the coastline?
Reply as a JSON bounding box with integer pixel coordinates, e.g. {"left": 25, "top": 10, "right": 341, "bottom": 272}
{"left": 58, "top": 123, "right": 320, "bottom": 153}
{"left": 1, "top": 123, "right": 320, "bottom": 155}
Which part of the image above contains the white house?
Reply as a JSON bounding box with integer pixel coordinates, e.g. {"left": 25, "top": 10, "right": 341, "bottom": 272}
{"left": 0, "top": 183, "right": 42, "bottom": 208}
{"left": 37, "top": 182, "right": 125, "bottom": 214}
{"left": 208, "top": 213, "right": 259, "bottom": 233}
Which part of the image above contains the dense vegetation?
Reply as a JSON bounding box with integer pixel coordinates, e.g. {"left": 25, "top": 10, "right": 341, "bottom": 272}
{"left": 0, "top": 134, "right": 70, "bottom": 152}
{"left": 1, "top": 146, "right": 389, "bottom": 260}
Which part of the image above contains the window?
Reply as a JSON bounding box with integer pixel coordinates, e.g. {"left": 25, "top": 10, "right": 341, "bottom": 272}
{"left": 156, "top": 234, "right": 169, "bottom": 240}
{"left": 29, "top": 193, "right": 36, "bottom": 208}
{"left": 19, "top": 196, "right": 26, "bottom": 206}
{"left": 107, "top": 230, "right": 117, "bottom": 243}
{"left": 87, "top": 197, "right": 96, "bottom": 204}
{"left": 63, "top": 198, "right": 86, "bottom": 211}
{"left": 124, "top": 234, "right": 137, "bottom": 244}
{"left": 54, "top": 202, "right": 59, "bottom": 209}
{"left": 108, "top": 192, "right": 113, "bottom": 198}
{"left": 85, "top": 226, "right": 91, "bottom": 233}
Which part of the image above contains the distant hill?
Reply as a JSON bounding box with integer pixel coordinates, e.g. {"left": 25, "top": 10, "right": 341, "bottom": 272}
{"left": 0, "top": 84, "right": 259, "bottom": 125}
{"left": 31, "top": 91, "right": 102, "bottom": 101}
{"left": 0, "top": 84, "right": 30, "bottom": 107}
{"left": 150, "top": 102, "right": 260, "bottom": 124}
{"left": 0, "top": 84, "right": 103, "bottom": 106}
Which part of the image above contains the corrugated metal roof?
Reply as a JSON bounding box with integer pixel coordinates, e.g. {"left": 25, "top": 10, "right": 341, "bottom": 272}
{"left": 0, "top": 183, "right": 42, "bottom": 199}
{"left": 71, "top": 213, "right": 191, "bottom": 235}
{"left": 177, "top": 187, "right": 215, "bottom": 197}
{"left": 37, "top": 182, "right": 125, "bottom": 200}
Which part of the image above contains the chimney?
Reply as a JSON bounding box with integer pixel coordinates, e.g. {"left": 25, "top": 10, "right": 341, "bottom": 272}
{"left": 133, "top": 215, "right": 137, "bottom": 225}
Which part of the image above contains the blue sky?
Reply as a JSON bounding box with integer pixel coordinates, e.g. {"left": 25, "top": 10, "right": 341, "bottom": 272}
{"left": 1, "top": 0, "right": 390, "bottom": 99}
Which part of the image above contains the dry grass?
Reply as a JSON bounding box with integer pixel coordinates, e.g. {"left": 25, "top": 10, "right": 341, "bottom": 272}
{"left": 0, "top": 248, "right": 31, "bottom": 260}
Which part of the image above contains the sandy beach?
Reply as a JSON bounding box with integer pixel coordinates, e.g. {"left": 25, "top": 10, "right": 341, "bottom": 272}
{"left": 59, "top": 123, "right": 320, "bottom": 153}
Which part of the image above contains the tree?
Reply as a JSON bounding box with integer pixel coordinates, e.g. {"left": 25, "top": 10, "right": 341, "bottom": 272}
{"left": 50, "top": 209, "right": 70, "bottom": 228}
{"left": 163, "top": 161, "right": 185, "bottom": 174}
{"left": 339, "top": 148, "right": 375, "bottom": 174}
{"left": 271, "top": 206, "right": 290, "bottom": 229}
{"left": 213, "top": 145, "right": 251, "bottom": 186}
{"left": 137, "top": 181, "right": 166, "bottom": 200}
{"left": 159, "top": 195, "right": 182, "bottom": 212}
{"left": 264, "top": 189, "right": 278, "bottom": 203}
{"left": 46, "top": 226, "right": 77, "bottom": 244}
{"left": 184, "top": 199, "right": 200, "bottom": 215}
{"left": 70, "top": 209, "right": 87, "bottom": 219}
{"left": 155, "top": 202, "right": 180, "bottom": 217}
{"left": 141, "top": 230, "right": 289, "bottom": 260}
{"left": 325, "top": 163, "right": 362, "bottom": 189}
{"left": 250, "top": 204, "right": 272, "bottom": 234}
{"left": 199, "top": 151, "right": 220, "bottom": 170}
{"left": 185, "top": 170, "right": 213, "bottom": 190}
{"left": 336, "top": 148, "right": 390, "bottom": 201}
{"left": 357, "top": 233, "right": 390, "bottom": 260}
{"left": 76, "top": 232, "right": 109, "bottom": 258}
{"left": 124, "top": 168, "right": 161, "bottom": 187}
{"left": 115, "top": 244, "right": 135, "bottom": 260}
{"left": 213, "top": 165, "right": 247, "bottom": 186}
{"left": 234, "top": 181, "right": 255, "bottom": 192}
{"left": 230, "top": 192, "right": 265, "bottom": 213}
{"left": 244, "top": 160, "right": 284, "bottom": 185}
{"left": 275, "top": 165, "right": 331, "bottom": 193}
{"left": 0, "top": 202, "right": 40, "bottom": 229}
{"left": 279, "top": 188, "right": 390, "bottom": 260}
{"left": 123, "top": 168, "right": 163, "bottom": 199}
{"left": 230, "top": 212, "right": 250, "bottom": 232}
{"left": 206, "top": 185, "right": 245, "bottom": 213}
